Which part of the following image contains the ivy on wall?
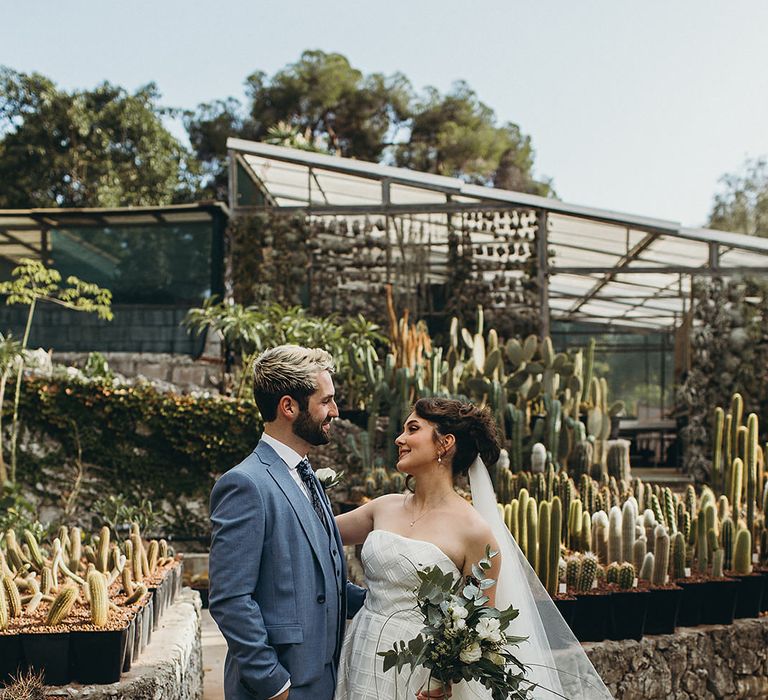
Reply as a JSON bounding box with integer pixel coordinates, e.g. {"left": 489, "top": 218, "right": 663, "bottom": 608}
{"left": 14, "top": 377, "right": 263, "bottom": 538}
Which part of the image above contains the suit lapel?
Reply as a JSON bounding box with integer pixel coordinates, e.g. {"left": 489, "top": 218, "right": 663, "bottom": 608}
{"left": 255, "top": 443, "right": 330, "bottom": 574}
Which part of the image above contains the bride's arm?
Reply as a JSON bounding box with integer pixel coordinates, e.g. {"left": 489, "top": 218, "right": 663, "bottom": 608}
{"left": 463, "top": 524, "right": 501, "bottom": 607}
{"left": 335, "top": 499, "right": 376, "bottom": 546}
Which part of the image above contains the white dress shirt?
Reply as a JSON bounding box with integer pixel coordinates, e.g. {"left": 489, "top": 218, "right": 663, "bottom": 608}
{"left": 259, "top": 432, "right": 311, "bottom": 698}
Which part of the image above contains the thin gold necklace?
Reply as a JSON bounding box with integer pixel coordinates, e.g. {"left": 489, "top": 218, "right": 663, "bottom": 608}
{"left": 406, "top": 491, "right": 451, "bottom": 528}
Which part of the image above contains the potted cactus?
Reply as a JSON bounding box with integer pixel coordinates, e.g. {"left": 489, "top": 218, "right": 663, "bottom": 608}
{"left": 637, "top": 525, "right": 683, "bottom": 635}
{"left": 607, "top": 562, "right": 649, "bottom": 641}
{"left": 568, "top": 553, "right": 612, "bottom": 642}
{"left": 0, "top": 522, "right": 181, "bottom": 686}
{"left": 730, "top": 526, "right": 764, "bottom": 619}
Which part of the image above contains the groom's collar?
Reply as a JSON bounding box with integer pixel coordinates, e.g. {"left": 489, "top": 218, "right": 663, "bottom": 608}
{"left": 260, "top": 432, "right": 306, "bottom": 470}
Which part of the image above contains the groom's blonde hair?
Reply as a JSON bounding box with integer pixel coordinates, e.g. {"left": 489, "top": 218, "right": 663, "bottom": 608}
{"left": 252, "top": 345, "right": 335, "bottom": 421}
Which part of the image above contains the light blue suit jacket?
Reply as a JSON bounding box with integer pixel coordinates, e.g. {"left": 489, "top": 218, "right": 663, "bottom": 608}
{"left": 209, "top": 441, "right": 366, "bottom": 700}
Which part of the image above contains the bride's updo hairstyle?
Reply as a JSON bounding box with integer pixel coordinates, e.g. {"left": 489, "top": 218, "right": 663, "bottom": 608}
{"left": 413, "top": 397, "right": 501, "bottom": 477}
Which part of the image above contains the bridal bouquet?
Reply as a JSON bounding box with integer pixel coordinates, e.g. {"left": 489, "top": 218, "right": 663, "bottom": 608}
{"left": 378, "top": 547, "right": 535, "bottom": 700}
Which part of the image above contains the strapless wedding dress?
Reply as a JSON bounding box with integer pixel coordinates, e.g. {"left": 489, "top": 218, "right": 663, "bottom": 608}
{"left": 335, "top": 529, "right": 492, "bottom": 699}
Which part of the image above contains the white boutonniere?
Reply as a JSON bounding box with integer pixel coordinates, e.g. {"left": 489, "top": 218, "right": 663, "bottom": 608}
{"left": 315, "top": 467, "right": 344, "bottom": 490}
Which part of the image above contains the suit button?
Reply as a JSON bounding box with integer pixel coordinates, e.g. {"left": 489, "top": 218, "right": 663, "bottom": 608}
{"left": 317, "top": 594, "right": 326, "bottom": 604}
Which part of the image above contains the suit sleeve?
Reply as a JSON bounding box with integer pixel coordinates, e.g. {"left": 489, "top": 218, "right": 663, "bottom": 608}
{"left": 209, "top": 470, "right": 290, "bottom": 700}
{"left": 345, "top": 581, "right": 367, "bottom": 618}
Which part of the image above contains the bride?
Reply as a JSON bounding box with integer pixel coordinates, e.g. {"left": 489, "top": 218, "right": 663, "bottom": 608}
{"left": 334, "top": 397, "right": 613, "bottom": 700}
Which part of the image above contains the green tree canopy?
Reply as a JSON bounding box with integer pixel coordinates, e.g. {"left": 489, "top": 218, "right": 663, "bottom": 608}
{"left": 709, "top": 157, "right": 768, "bottom": 236}
{"left": 0, "top": 67, "right": 200, "bottom": 208}
{"left": 185, "top": 50, "right": 551, "bottom": 197}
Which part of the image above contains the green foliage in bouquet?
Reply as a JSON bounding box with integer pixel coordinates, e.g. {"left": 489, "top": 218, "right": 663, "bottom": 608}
{"left": 378, "top": 546, "right": 537, "bottom": 700}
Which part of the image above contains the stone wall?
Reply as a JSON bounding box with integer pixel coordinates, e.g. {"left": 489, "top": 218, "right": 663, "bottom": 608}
{"left": 56, "top": 351, "right": 224, "bottom": 392}
{"left": 586, "top": 617, "right": 768, "bottom": 699}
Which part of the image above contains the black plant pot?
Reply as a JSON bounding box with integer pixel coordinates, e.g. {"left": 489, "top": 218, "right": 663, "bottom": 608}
{"left": 756, "top": 569, "right": 768, "bottom": 613}
{"left": 71, "top": 627, "right": 129, "bottom": 684}
{"left": 553, "top": 596, "right": 577, "bottom": 628}
{"left": 609, "top": 589, "right": 650, "bottom": 641}
{"left": 21, "top": 632, "right": 71, "bottom": 686}
{"left": 699, "top": 579, "right": 739, "bottom": 625}
{"left": 675, "top": 580, "right": 708, "bottom": 627}
{"left": 123, "top": 618, "right": 136, "bottom": 672}
{"left": 643, "top": 587, "right": 683, "bottom": 635}
{"left": 571, "top": 592, "right": 612, "bottom": 642}
{"left": 733, "top": 573, "right": 764, "bottom": 619}
{"left": 0, "top": 634, "right": 24, "bottom": 685}
{"left": 132, "top": 608, "right": 143, "bottom": 660}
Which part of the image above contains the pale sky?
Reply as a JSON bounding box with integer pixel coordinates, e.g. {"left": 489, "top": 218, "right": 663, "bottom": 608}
{"left": 3, "top": 0, "right": 767, "bottom": 227}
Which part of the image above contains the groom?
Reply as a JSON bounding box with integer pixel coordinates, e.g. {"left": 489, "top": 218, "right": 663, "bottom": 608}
{"left": 209, "top": 345, "right": 366, "bottom": 700}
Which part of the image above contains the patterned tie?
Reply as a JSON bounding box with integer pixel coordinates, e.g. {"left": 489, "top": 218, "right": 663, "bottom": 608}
{"left": 296, "top": 458, "right": 329, "bottom": 532}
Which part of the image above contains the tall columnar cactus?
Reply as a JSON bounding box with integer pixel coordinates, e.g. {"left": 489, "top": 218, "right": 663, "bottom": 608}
{"left": 643, "top": 510, "right": 656, "bottom": 553}
{"left": 518, "top": 489, "right": 529, "bottom": 556}
{"left": 88, "top": 570, "right": 109, "bottom": 627}
{"left": 607, "top": 505, "right": 622, "bottom": 564}
{"left": 580, "top": 511, "right": 591, "bottom": 552}
{"left": 618, "top": 562, "right": 635, "bottom": 590}
{"left": 0, "top": 580, "right": 7, "bottom": 630}
{"left": 712, "top": 406, "right": 725, "bottom": 493}
{"left": 537, "top": 500, "right": 551, "bottom": 587}
{"left": 96, "top": 525, "right": 110, "bottom": 574}
{"left": 651, "top": 494, "right": 664, "bottom": 529}
{"left": 577, "top": 553, "right": 598, "bottom": 592}
{"left": 729, "top": 458, "right": 743, "bottom": 519}
{"left": 632, "top": 537, "right": 647, "bottom": 574}
{"left": 508, "top": 500, "right": 519, "bottom": 542}
{"left": 733, "top": 527, "right": 752, "bottom": 575}
{"left": 621, "top": 500, "right": 636, "bottom": 564}
{"left": 567, "top": 499, "right": 583, "bottom": 551}
{"left": 652, "top": 526, "right": 670, "bottom": 586}
{"left": 47, "top": 586, "right": 78, "bottom": 625}
{"left": 730, "top": 393, "right": 744, "bottom": 464}
{"left": 672, "top": 531, "right": 686, "bottom": 580}
{"left": 662, "top": 488, "right": 677, "bottom": 535}
{"left": 526, "top": 499, "right": 538, "bottom": 572}
{"left": 746, "top": 413, "right": 758, "bottom": 536}
{"left": 724, "top": 411, "right": 734, "bottom": 494}
{"left": 592, "top": 511, "right": 609, "bottom": 564}
{"left": 546, "top": 497, "right": 562, "bottom": 596}
{"left": 696, "top": 509, "right": 709, "bottom": 574}
{"left": 712, "top": 549, "right": 725, "bottom": 578}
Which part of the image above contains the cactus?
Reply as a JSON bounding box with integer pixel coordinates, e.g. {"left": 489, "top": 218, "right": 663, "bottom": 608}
{"left": 606, "top": 440, "right": 631, "bottom": 483}
{"left": 652, "top": 526, "right": 670, "bottom": 586}
{"left": 651, "top": 494, "right": 664, "bottom": 529}
{"left": 567, "top": 499, "right": 583, "bottom": 551}
{"left": 537, "top": 500, "right": 550, "bottom": 587}
{"left": 41, "top": 566, "right": 53, "bottom": 596}
{"left": 23, "top": 530, "right": 45, "bottom": 572}
{"left": 577, "top": 553, "right": 598, "bottom": 592}
{"left": 662, "top": 488, "right": 677, "bottom": 535}
{"left": 148, "top": 540, "right": 159, "bottom": 575}
{"left": 547, "top": 497, "right": 562, "bottom": 596}
{"left": 621, "top": 500, "right": 636, "bottom": 563}
{"left": 47, "top": 586, "right": 78, "bottom": 625}
{"left": 672, "top": 531, "right": 686, "bottom": 580}
{"left": 566, "top": 556, "right": 580, "bottom": 591}
{"left": 570, "top": 441, "right": 593, "bottom": 480}
{"left": 696, "top": 509, "right": 709, "bottom": 574}
{"left": 592, "top": 511, "right": 609, "bottom": 564}
{"left": 618, "top": 562, "right": 635, "bottom": 590}
{"left": 69, "top": 526, "right": 82, "bottom": 573}
{"left": 712, "top": 406, "right": 725, "bottom": 493}
{"left": 531, "top": 442, "right": 547, "bottom": 473}
{"left": 121, "top": 566, "right": 135, "bottom": 597}
{"left": 639, "top": 552, "right": 655, "bottom": 582}
{"left": 746, "top": 413, "right": 758, "bottom": 536}
{"left": 526, "top": 499, "right": 537, "bottom": 572}
{"left": 0, "top": 579, "right": 7, "bottom": 630}
{"left": 1, "top": 575, "right": 21, "bottom": 617}
{"left": 712, "top": 549, "right": 724, "bottom": 578}
{"left": 88, "top": 570, "right": 109, "bottom": 627}
{"left": 730, "top": 458, "right": 744, "bottom": 518}
{"left": 96, "top": 525, "right": 110, "bottom": 574}
{"left": 632, "top": 537, "right": 647, "bottom": 574}
{"left": 606, "top": 562, "right": 621, "bottom": 585}
{"left": 761, "top": 528, "right": 768, "bottom": 567}
{"left": 733, "top": 527, "right": 752, "bottom": 575}
{"left": 508, "top": 500, "right": 519, "bottom": 542}
{"left": 608, "top": 506, "right": 622, "bottom": 563}
{"left": 124, "top": 583, "right": 148, "bottom": 605}
{"left": 518, "top": 489, "right": 529, "bottom": 556}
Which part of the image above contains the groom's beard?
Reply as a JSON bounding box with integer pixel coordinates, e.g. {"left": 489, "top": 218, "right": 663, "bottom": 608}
{"left": 293, "top": 410, "right": 331, "bottom": 446}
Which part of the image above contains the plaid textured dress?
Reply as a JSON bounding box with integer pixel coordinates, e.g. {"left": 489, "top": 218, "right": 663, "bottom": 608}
{"left": 335, "top": 529, "right": 490, "bottom": 699}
